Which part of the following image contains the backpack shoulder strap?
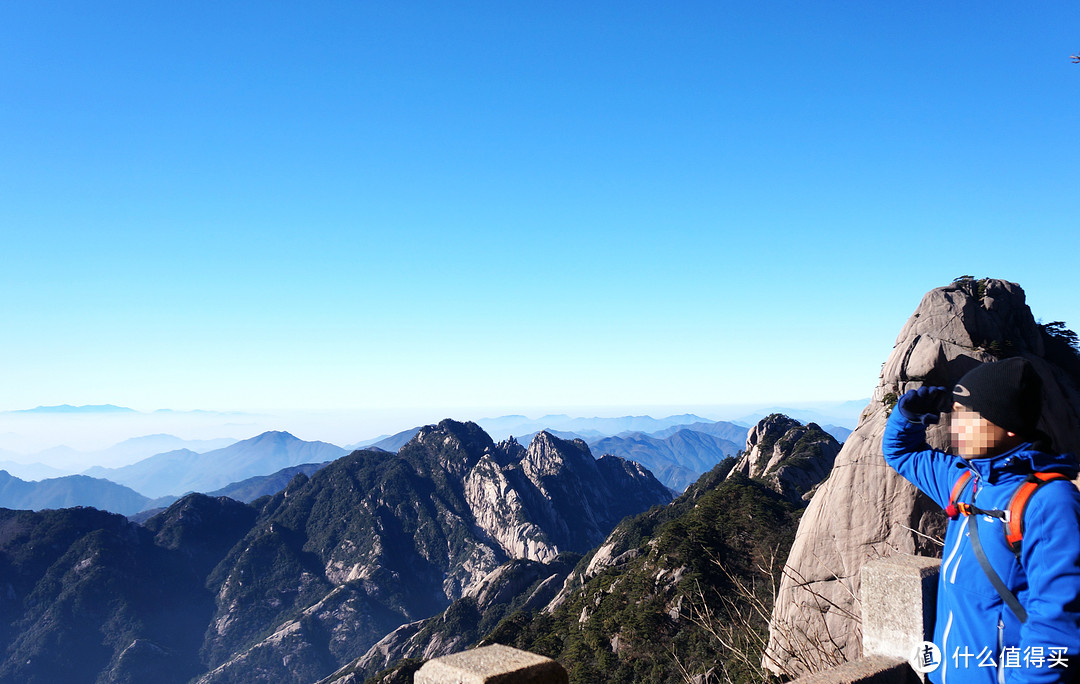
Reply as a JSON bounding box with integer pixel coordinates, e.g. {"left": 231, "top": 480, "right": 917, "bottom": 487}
{"left": 945, "top": 470, "right": 974, "bottom": 520}
{"left": 1005, "top": 472, "right": 1071, "bottom": 557}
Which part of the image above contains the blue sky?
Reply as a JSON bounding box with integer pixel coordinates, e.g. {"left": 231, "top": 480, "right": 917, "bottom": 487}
{"left": 2, "top": 2, "right": 1078, "bottom": 421}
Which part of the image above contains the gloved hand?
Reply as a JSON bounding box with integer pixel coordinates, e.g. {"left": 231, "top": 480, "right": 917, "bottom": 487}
{"left": 896, "top": 386, "right": 951, "bottom": 425}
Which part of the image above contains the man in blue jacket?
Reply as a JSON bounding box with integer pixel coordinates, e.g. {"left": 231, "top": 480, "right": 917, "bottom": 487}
{"left": 882, "top": 357, "right": 1080, "bottom": 684}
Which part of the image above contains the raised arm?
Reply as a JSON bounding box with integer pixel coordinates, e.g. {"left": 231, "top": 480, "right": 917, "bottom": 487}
{"left": 881, "top": 387, "right": 965, "bottom": 509}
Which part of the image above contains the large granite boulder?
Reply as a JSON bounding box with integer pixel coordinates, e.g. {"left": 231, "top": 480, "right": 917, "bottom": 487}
{"left": 764, "top": 278, "right": 1080, "bottom": 676}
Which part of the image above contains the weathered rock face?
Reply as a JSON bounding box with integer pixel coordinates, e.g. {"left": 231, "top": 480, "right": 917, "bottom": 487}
{"left": 465, "top": 451, "right": 560, "bottom": 564}
{"left": 448, "top": 460, "right": 804, "bottom": 682}
{"left": 728, "top": 414, "right": 841, "bottom": 504}
{"left": 765, "top": 278, "right": 1080, "bottom": 676}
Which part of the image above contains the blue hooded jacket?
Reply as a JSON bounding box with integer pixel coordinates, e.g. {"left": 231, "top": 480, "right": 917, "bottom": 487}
{"left": 882, "top": 407, "right": 1080, "bottom": 684}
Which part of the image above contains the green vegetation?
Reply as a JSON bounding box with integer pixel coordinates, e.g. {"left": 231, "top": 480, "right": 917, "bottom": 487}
{"left": 1039, "top": 320, "right": 1080, "bottom": 386}
{"left": 950, "top": 274, "right": 989, "bottom": 299}
{"left": 0, "top": 503, "right": 244, "bottom": 684}
{"left": 751, "top": 415, "right": 799, "bottom": 474}
{"left": 483, "top": 467, "right": 799, "bottom": 683}
{"left": 882, "top": 392, "right": 898, "bottom": 414}
{"left": 365, "top": 659, "right": 424, "bottom": 683}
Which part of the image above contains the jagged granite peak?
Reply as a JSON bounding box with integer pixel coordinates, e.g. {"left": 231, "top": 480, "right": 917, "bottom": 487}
{"left": 465, "top": 430, "right": 672, "bottom": 563}
{"left": 522, "top": 430, "right": 597, "bottom": 480}
{"left": 467, "top": 459, "right": 802, "bottom": 681}
{"left": 765, "top": 279, "right": 1080, "bottom": 676}
{"left": 405, "top": 419, "right": 496, "bottom": 479}
{"left": 727, "top": 414, "right": 841, "bottom": 504}
{"left": 516, "top": 431, "right": 673, "bottom": 553}
{"left": 736, "top": 414, "right": 804, "bottom": 478}
{"left": 495, "top": 435, "right": 527, "bottom": 465}
{"left": 464, "top": 452, "right": 559, "bottom": 564}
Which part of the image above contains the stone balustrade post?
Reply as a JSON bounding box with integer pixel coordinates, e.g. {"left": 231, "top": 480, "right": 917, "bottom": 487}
{"left": 791, "top": 554, "right": 939, "bottom": 684}
{"left": 860, "top": 554, "right": 940, "bottom": 663}
{"left": 414, "top": 643, "right": 568, "bottom": 684}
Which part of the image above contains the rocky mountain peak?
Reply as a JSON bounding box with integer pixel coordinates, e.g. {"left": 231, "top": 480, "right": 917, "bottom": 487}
{"left": 494, "top": 436, "right": 526, "bottom": 465}
{"left": 405, "top": 419, "right": 496, "bottom": 478}
{"left": 728, "top": 414, "right": 841, "bottom": 504}
{"left": 765, "top": 279, "right": 1080, "bottom": 675}
{"left": 522, "top": 430, "right": 596, "bottom": 481}
{"left": 740, "top": 414, "right": 804, "bottom": 477}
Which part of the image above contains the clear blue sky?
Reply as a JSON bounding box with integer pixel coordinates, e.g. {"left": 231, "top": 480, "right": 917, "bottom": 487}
{"left": 2, "top": 2, "right": 1078, "bottom": 415}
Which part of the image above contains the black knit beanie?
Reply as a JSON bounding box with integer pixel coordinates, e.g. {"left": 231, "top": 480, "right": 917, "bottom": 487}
{"left": 953, "top": 357, "right": 1043, "bottom": 437}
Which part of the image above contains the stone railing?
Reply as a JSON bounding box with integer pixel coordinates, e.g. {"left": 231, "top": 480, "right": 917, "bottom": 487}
{"left": 790, "top": 554, "right": 940, "bottom": 684}
{"left": 413, "top": 554, "right": 938, "bottom": 684}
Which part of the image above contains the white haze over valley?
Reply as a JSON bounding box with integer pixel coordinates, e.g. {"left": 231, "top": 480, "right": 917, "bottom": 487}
{"left": 0, "top": 400, "right": 865, "bottom": 477}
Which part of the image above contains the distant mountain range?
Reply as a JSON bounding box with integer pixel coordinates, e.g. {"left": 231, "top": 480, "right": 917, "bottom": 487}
{"left": 0, "top": 470, "right": 153, "bottom": 516}
{"left": 4, "top": 404, "right": 253, "bottom": 417}
{"left": 735, "top": 402, "right": 866, "bottom": 430}
{"left": 1, "top": 432, "right": 349, "bottom": 515}
{"left": 476, "top": 413, "right": 716, "bottom": 441}
{"left": 346, "top": 427, "right": 422, "bottom": 452}
{"left": 589, "top": 428, "right": 744, "bottom": 492}
{"left": 821, "top": 424, "right": 853, "bottom": 442}
{"left": 0, "top": 434, "right": 239, "bottom": 477}
{"left": 0, "top": 460, "right": 67, "bottom": 481}
{"left": 83, "top": 431, "right": 346, "bottom": 498}
{"left": 205, "top": 462, "right": 331, "bottom": 503}
{"left": 0, "top": 413, "right": 853, "bottom": 510}
{"left": 7, "top": 404, "right": 137, "bottom": 414}
{"left": 130, "top": 462, "right": 335, "bottom": 522}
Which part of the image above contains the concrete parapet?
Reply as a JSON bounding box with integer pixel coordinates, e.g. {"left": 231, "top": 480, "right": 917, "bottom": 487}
{"left": 790, "top": 656, "right": 919, "bottom": 684}
{"left": 414, "top": 644, "right": 568, "bottom": 684}
{"left": 860, "top": 555, "right": 940, "bottom": 663}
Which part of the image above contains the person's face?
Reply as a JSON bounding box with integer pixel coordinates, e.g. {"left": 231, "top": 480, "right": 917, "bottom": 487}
{"left": 950, "top": 402, "right": 1017, "bottom": 459}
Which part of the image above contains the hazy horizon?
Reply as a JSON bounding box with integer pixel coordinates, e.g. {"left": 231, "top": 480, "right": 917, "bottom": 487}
{"left": 0, "top": 398, "right": 866, "bottom": 467}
